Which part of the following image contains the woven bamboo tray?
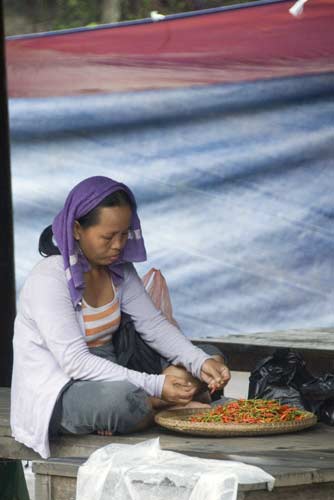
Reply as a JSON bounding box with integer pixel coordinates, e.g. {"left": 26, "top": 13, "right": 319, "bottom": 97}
{"left": 155, "top": 408, "right": 318, "bottom": 437}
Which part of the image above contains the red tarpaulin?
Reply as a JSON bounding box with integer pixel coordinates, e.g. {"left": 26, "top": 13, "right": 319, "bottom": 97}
{"left": 5, "top": 0, "right": 334, "bottom": 97}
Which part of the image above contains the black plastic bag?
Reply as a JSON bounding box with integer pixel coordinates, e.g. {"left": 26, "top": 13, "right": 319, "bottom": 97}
{"left": 113, "top": 312, "right": 164, "bottom": 374}
{"left": 319, "top": 399, "right": 334, "bottom": 425}
{"left": 301, "top": 374, "right": 334, "bottom": 424}
{"left": 253, "top": 385, "right": 305, "bottom": 409}
{"left": 248, "top": 348, "right": 334, "bottom": 425}
{"left": 300, "top": 374, "right": 334, "bottom": 401}
{"left": 248, "top": 348, "right": 315, "bottom": 409}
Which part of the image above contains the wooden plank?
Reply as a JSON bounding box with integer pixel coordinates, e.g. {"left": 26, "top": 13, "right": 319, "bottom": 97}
{"left": 192, "top": 332, "right": 334, "bottom": 373}
{"left": 35, "top": 473, "right": 51, "bottom": 500}
{"left": 33, "top": 459, "right": 84, "bottom": 477}
{"left": 31, "top": 452, "right": 334, "bottom": 498}
{"left": 31, "top": 453, "right": 334, "bottom": 500}
{"left": 2, "top": 422, "right": 334, "bottom": 461}
{"left": 32, "top": 451, "right": 334, "bottom": 477}
{"left": 32, "top": 475, "right": 334, "bottom": 500}
{"left": 32, "top": 459, "right": 268, "bottom": 494}
{"left": 239, "top": 483, "right": 334, "bottom": 500}
{"left": 32, "top": 451, "right": 334, "bottom": 485}
{"left": 1, "top": 384, "right": 334, "bottom": 460}
{"left": 0, "top": 387, "right": 11, "bottom": 436}
{"left": 208, "top": 344, "right": 334, "bottom": 374}
{"left": 49, "top": 476, "right": 76, "bottom": 500}
{"left": 193, "top": 328, "right": 334, "bottom": 352}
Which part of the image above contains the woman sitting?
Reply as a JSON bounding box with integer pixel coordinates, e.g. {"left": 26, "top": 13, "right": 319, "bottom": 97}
{"left": 11, "top": 176, "right": 230, "bottom": 459}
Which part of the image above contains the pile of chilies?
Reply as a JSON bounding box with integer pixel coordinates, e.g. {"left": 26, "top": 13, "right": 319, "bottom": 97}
{"left": 189, "top": 399, "right": 309, "bottom": 424}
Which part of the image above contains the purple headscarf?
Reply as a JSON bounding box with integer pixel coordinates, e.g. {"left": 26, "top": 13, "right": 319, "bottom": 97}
{"left": 52, "top": 176, "right": 147, "bottom": 308}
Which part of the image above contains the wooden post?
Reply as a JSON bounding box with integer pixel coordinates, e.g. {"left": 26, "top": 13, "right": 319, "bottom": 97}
{"left": 0, "top": 0, "right": 16, "bottom": 387}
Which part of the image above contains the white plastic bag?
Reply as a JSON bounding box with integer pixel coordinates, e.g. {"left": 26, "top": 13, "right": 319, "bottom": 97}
{"left": 76, "top": 438, "right": 274, "bottom": 500}
{"left": 141, "top": 268, "right": 179, "bottom": 327}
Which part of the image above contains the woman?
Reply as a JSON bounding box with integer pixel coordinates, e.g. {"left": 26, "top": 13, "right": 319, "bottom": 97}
{"left": 11, "top": 176, "right": 230, "bottom": 459}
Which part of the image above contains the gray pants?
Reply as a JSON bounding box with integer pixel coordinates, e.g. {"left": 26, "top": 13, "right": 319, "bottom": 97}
{"left": 49, "top": 342, "right": 223, "bottom": 436}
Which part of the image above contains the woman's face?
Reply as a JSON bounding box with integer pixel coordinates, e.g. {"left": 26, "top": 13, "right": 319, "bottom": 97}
{"left": 74, "top": 205, "right": 132, "bottom": 267}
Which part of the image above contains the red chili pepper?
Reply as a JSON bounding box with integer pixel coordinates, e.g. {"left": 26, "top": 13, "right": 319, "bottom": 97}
{"left": 189, "top": 399, "right": 309, "bottom": 424}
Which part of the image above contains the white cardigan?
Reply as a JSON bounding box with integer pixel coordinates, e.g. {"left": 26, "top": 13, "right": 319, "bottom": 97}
{"left": 11, "top": 256, "right": 210, "bottom": 458}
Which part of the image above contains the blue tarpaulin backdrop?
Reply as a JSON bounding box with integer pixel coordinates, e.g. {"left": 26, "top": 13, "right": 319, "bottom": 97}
{"left": 9, "top": 71, "right": 334, "bottom": 338}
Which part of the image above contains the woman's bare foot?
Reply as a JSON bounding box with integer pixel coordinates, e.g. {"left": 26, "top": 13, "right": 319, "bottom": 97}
{"left": 96, "top": 430, "right": 113, "bottom": 436}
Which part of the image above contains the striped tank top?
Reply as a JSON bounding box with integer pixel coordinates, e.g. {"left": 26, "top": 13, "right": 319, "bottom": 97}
{"left": 82, "top": 281, "right": 121, "bottom": 347}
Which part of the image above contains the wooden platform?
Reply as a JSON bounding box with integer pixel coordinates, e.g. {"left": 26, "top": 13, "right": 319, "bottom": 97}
{"left": 193, "top": 328, "right": 334, "bottom": 374}
{"left": 2, "top": 388, "right": 334, "bottom": 499}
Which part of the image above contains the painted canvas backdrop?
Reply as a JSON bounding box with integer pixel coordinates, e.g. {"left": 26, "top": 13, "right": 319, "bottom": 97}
{"left": 7, "top": 0, "right": 334, "bottom": 338}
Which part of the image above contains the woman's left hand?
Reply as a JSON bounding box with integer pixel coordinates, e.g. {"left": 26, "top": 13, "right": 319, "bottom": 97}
{"left": 200, "top": 358, "right": 231, "bottom": 392}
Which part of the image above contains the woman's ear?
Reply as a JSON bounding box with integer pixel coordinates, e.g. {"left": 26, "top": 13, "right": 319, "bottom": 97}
{"left": 73, "top": 220, "right": 81, "bottom": 241}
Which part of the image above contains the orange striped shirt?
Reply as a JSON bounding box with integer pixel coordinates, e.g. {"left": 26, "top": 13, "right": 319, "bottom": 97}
{"left": 82, "top": 284, "right": 121, "bottom": 347}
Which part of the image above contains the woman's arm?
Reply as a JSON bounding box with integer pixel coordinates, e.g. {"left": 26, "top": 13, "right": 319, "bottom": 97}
{"left": 120, "top": 263, "right": 211, "bottom": 379}
{"left": 25, "top": 270, "right": 165, "bottom": 397}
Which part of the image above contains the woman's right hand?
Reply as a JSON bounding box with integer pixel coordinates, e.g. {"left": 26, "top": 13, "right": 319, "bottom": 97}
{"left": 161, "top": 375, "right": 197, "bottom": 405}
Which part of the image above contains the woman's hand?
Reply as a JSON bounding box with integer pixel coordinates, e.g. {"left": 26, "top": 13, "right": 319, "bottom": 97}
{"left": 200, "top": 358, "right": 231, "bottom": 393}
{"left": 161, "top": 375, "right": 197, "bottom": 405}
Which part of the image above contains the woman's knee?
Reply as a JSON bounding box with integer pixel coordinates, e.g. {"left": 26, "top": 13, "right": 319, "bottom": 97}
{"left": 98, "top": 380, "right": 153, "bottom": 434}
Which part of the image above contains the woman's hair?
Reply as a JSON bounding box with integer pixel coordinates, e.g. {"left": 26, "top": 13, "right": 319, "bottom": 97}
{"left": 38, "top": 190, "right": 133, "bottom": 257}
